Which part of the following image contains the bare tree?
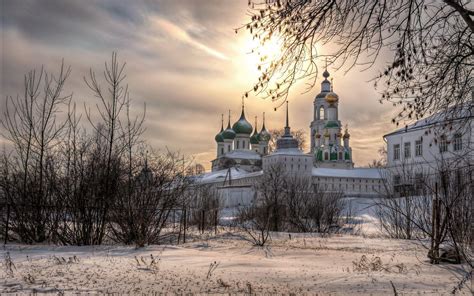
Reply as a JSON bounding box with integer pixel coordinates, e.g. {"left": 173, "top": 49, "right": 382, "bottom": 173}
{"left": 83, "top": 52, "right": 130, "bottom": 244}
{"left": 269, "top": 128, "right": 306, "bottom": 152}
{"left": 189, "top": 183, "right": 221, "bottom": 235}
{"left": 376, "top": 156, "right": 472, "bottom": 266}
{"left": 238, "top": 202, "right": 272, "bottom": 246}
{"left": 109, "top": 150, "right": 192, "bottom": 247}
{"left": 241, "top": 0, "right": 473, "bottom": 124}
{"left": 0, "top": 61, "right": 71, "bottom": 243}
{"left": 368, "top": 146, "right": 388, "bottom": 168}
{"left": 285, "top": 175, "right": 345, "bottom": 233}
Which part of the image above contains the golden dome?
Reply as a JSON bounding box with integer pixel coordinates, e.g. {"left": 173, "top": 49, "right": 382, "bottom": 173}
{"left": 324, "top": 129, "right": 330, "bottom": 137}
{"left": 325, "top": 92, "right": 338, "bottom": 104}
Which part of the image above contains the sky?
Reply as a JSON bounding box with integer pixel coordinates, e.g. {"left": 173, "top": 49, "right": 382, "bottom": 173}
{"left": 1, "top": 0, "right": 398, "bottom": 170}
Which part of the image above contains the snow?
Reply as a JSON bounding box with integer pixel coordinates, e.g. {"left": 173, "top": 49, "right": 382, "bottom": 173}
{"left": 221, "top": 149, "right": 261, "bottom": 160}
{"left": 2, "top": 198, "right": 471, "bottom": 295}
{"left": 269, "top": 148, "right": 307, "bottom": 155}
{"left": 312, "top": 167, "right": 384, "bottom": 179}
{"left": 2, "top": 232, "right": 471, "bottom": 294}
{"left": 384, "top": 105, "right": 471, "bottom": 137}
{"left": 196, "top": 168, "right": 262, "bottom": 184}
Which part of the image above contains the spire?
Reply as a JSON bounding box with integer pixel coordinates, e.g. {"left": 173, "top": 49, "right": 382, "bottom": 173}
{"left": 240, "top": 97, "right": 245, "bottom": 119}
{"left": 227, "top": 110, "right": 231, "bottom": 129}
{"left": 284, "top": 101, "right": 291, "bottom": 136}
{"left": 322, "top": 57, "right": 330, "bottom": 80}
{"left": 330, "top": 78, "right": 334, "bottom": 91}
{"left": 254, "top": 116, "right": 258, "bottom": 131}
{"left": 220, "top": 114, "right": 224, "bottom": 132}
{"left": 262, "top": 112, "right": 266, "bottom": 130}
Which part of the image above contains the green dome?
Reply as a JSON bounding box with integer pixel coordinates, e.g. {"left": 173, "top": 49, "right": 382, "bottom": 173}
{"left": 325, "top": 121, "right": 340, "bottom": 128}
{"left": 215, "top": 122, "right": 224, "bottom": 143}
{"left": 259, "top": 121, "right": 271, "bottom": 141}
{"left": 215, "top": 132, "right": 224, "bottom": 143}
{"left": 250, "top": 130, "right": 260, "bottom": 144}
{"left": 232, "top": 109, "right": 253, "bottom": 134}
{"left": 222, "top": 127, "right": 236, "bottom": 140}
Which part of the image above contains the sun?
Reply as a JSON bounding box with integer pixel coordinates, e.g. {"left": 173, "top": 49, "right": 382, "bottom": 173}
{"left": 240, "top": 35, "right": 283, "bottom": 79}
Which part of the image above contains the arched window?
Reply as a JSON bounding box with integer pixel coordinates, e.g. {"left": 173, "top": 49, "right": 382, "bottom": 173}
{"left": 319, "top": 106, "right": 325, "bottom": 120}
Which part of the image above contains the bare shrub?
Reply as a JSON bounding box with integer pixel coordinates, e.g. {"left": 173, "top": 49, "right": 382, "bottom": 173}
{"left": 238, "top": 204, "right": 272, "bottom": 246}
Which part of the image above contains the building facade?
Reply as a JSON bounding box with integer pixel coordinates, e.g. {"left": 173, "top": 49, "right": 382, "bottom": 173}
{"left": 384, "top": 107, "right": 473, "bottom": 194}
{"left": 310, "top": 69, "right": 353, "bottom": 169}
{"left": 211, "top": 102, "right": 270, "bottom": 172}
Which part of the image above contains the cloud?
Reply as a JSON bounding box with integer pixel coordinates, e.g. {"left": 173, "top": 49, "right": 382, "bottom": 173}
{"left": 0, "top": 0, "right": 401, "bottom": 171}
{"left": 150, "top": 17, "right": 228, "bottom": 61}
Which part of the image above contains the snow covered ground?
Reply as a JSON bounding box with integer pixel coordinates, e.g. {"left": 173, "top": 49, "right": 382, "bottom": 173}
{"left": 1, "top": 198, "right": 471, "bottom": 295}
{"left": 2, "top": 231, "right": 472, "bottom": 295}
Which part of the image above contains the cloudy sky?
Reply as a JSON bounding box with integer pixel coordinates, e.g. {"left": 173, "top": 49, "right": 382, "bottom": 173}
{"left": 1, "top": 0, "right": 398, "bottom": 169}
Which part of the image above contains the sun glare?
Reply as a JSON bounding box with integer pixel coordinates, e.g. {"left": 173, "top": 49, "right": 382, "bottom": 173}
{"left": 240, "top": 35, "right": 283, "bottom": 79}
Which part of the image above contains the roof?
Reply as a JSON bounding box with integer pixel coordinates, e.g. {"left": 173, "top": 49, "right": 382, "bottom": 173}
{"left": 222, "top": 149, "right": 262, "bottom": 160}
{"left": 196, "top": 168, "right": 263, "bottom": 184}
{"left": 269, "top": 148, "right": 309, "bottom": 156}
{"left": 312, "top": 167, "right": 383, "bottom": 179}
{"left": 384, "top": 106, "right": 472, "bottom": 138}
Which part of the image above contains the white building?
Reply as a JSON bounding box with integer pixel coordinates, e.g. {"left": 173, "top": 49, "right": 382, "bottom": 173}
{"left": 211, "top": 101, "right": 270, "bottom": 172}
{"left": 384, "top": 106, "right": 473, "bottom": 193}
{"left": 197, "top": 71, "right": 386, "bottom": 208}
{"left": 262, "top": 102, "right": 313, "bottom": 177}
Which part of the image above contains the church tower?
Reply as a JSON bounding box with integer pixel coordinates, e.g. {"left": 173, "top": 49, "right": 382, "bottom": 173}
{"left": 310, "top": 68, "right": 353, "bottom": 168}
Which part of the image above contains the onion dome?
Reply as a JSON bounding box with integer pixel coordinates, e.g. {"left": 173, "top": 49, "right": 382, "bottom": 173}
{"left": 214, "top": 115, "right": 224, "bottom": 143}
{"left": 222, "top": 111, "right": 236, "bottom": 140}
{"left": 322, "top": 69, "right": 330, "bottom": 79}
{"left": 315, "top": 132, "right": 321, "bottom": 139}
{"left": 343, "top": 125, "right": 350, "bottom": 139}
{"left": 325, "top": 77, "right": 339, "bottom": 104}
{"left": 325, "top": 91, "right": 339, "bottom": 104}
{"left": 337, "top": 130, "right": 343, "bottom": 138}
{"left": 232, "top": 100, "right": 253, "bottom": 134}
{"left": 325, "top": 121, "right": 340, "bottom": 128}
{"left": 259, "top": 112, "right": 271, "bottom": 142}
{"left": 250, "top": 116, "right": 260, "bottom": 144}
{"left": 324, "top": 129, "right": 330, "bottom": 138}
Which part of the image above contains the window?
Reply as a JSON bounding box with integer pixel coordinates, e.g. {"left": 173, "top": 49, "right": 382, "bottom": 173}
{"left": 453, "top": 134, "right": 462, "bottom": 151}
{"left": 319, "top": 106, "right": 325, "bottom": 120}
{"left": 236, "top": 141, "right": 239, "bottom": 149}
{"left": 393, "top": 144, "right": 400, "bottom": 160}
{"left": 324, "top": 152, "right": 329, "bottom": 160}
{"left": 415, "top": 173, "right": 423, "bottom": 194}
{"left": 439, "top": 136, "right": 448, "bottom": 153}
{"left": 394, "top": 175, "right": 401, "bottom": 185}
{"left": 415, "top": 140, "right": 422, "bottom": 157}
{"left": 220, "top": 147, "right": 224, "bottom": 155}
{"left": 404, "top": 142, "right": 411, "bottom": 158}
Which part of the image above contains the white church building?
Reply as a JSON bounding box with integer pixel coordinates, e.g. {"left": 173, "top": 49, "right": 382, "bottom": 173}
{"left": 198, "top": 70, "right": 384, "bottom": 208}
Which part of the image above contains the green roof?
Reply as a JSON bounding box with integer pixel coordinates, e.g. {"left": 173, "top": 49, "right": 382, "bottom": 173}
{"left": 232, "top": 113, "right": 253, "bottom": 134}
{"left": 250, "top": 130, "right": 260, "bottom": 144}
{"left": 325, "top": 121, "right": 340, "bottom": 128}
